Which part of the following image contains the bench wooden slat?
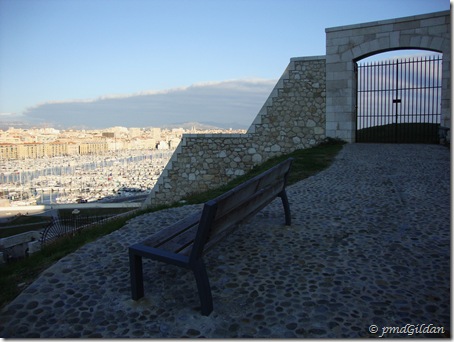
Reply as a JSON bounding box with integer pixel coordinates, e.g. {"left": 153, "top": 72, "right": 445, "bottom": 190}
{"left": 155, "top": 224, "right": 198, "bottom": 254}
{"left": 214, "top": 179, "right": 284, "bottom": 221}
{"left": 142, "top": 211, "right": 201, "bottom": 248}
{"left": 210, "top": 178, "right": 261, "bottom": 218}
{"left": 255, "top": 161, "right": 290, "bottom": 188}
{"left": 212, "top": 159, "right": 291, "bottom": 219}
{"left": 207, "top": 180, "right": 285, "bottom": 246}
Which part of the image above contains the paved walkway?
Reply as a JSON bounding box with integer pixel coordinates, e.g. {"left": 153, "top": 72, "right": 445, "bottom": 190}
{"left": 0, "top": 144, "right": 450, "bottom": 338}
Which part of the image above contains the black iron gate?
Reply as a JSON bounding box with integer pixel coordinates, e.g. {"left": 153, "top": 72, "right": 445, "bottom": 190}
{"left": 356, "top": 55, "right": 442, "bottom": 143}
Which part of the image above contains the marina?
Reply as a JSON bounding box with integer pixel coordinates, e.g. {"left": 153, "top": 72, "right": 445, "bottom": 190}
{"left": 0, "top": 149, "right": 174, "bottom": 206}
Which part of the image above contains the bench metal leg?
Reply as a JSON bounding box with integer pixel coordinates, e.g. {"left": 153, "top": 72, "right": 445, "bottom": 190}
{"left": 129, "top": 251, "right": 144, "bottom": 300}
{"left": 192, "top": 260, "right": 213, "bottom": 316}
{"left": 279, "top": 190, "right": 291, "bottom": 225}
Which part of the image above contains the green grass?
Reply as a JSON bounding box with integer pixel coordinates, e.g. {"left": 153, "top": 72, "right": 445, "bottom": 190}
{"left": 57, "top": 207, "right": 134, "bottom": 220}
{"left": 0, "top": 138, "right": 345, "bottom": 310}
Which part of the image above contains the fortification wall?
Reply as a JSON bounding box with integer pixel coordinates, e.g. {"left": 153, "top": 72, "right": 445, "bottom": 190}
{"left": 143, "top": 11, "right": 450, "bottom": 208}
{"left": 143, "top": 56, "right": 326, "bottom": 208}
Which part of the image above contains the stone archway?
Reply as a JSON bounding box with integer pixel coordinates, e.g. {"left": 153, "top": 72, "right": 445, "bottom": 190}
{"left": 325, "top": 11, "right": 450, "bottom": 143}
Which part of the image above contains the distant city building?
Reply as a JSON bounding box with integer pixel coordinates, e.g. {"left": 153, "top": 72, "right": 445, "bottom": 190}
{"left": 0, "top": 126, "right": 245, "bottom": 160}
{"left": 169, "top": 137, "right": 181, "bottom": 149}
{"left": 149, "top": 127, "right": 161, "bottom": 141}
{"left": 156, "top": 141, "right": 170, "bottom": 150}
{"left": 128, "top": 128, "right": 142, "bottom": 138}
{"left": 78, "top": 141, "right": 108, "bottom": 155}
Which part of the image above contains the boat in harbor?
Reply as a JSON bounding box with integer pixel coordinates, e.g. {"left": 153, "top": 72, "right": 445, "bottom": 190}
{"left": 1, "top": 149, "right": 174, "bottom": 206}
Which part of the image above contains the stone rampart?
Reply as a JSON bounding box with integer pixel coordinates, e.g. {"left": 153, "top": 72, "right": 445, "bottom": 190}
{"left": 143, "top": 11, "right": 450, "bottom": 208}
{"left": 143, "top": 56, "right": 326, "bottom": 207}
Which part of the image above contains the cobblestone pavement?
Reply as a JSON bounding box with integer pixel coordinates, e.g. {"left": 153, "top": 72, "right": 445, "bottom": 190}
{"left": 0, "top": 144, "right": 450, "bottom": 338}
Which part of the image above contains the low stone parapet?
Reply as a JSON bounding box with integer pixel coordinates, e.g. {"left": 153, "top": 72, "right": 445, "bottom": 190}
{"left": 0, "top": 231, "right": 42, "bottom": 263}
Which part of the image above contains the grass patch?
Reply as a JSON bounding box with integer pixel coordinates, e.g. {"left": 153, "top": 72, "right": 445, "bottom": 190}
{"left": 356, "top": 123, "right": 439, "bottom": 143}
{"left": 57, "top": 207, "right": 134, "bottom": 220}
{"left": 0, "top": 138, "right": 345, "bottom": 310}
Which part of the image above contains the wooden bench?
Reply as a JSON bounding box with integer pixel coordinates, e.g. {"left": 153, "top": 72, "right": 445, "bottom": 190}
{"left": 129, "top": 158, "right": 294, "bottom": 315}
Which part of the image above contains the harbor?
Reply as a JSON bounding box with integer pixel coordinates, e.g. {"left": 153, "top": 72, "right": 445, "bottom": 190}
{"left": 0, "top": 149, "right": 174, "bottom": 207}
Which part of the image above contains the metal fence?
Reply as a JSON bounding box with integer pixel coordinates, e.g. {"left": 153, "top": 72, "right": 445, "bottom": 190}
{"left": 40, "top": 210, "right": 138, "bottom": 247}
{"left": 356, "top": 55, "right": 442, "bottom": 143}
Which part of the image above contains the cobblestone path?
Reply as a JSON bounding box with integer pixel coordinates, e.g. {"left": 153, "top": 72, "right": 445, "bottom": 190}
{"left": 0, "top": 143, "right": 450, "bottom": 338}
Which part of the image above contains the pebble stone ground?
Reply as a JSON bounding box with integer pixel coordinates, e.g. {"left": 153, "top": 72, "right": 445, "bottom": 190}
{"left": 0, "top": 143, "right": 450, "bottom": 338}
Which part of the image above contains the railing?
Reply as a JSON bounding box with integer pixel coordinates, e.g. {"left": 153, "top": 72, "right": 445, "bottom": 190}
{"left": 40, "top": 209, "right": 139, "bottom": 247}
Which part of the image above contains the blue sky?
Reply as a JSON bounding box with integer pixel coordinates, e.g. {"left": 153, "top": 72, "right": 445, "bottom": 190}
{"left": 0, "top": 0, "right": 450, "bottom": 129}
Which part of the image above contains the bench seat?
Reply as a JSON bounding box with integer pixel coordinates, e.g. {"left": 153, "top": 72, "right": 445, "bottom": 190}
{"left": 129, "top": 158, "right": 294, "bottom": 315}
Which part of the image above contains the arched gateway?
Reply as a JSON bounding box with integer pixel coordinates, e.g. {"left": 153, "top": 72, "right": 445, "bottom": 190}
{"left": 325, "top": 11, "right": 450, "bottom": 143}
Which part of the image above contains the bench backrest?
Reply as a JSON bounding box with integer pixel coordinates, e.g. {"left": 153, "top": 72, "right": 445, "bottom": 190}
{"left": 190, "top": 158, "right": 293, "bottom": 261}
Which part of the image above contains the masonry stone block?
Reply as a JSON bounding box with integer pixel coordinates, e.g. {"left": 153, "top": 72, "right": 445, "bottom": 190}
{"left": 420, "top": 36, "right": 431, "bottom": 48}
{"left": 430, "top": 37, "right": 444, "bottom": 50}
{"left": 326, "top": 62, "right": 348, "bottom": 73}
{"left": 399, "top": 34, "right": 412, "bottom": 46}
{"left": 314, "top": 127, "right": 325, "bottom": 135}
{"left": 429, "top": 25, "right": 449, "bottom": 36}
{"left": 393, "top": 20, "right": 420, "bottom": 31}
{"left": 410, "top": 35, "right": 422, "bottom": 47}
{"left": 340, "top": 49, "right": 353, "bottom": 62}
{"left": 252, "top": 154, "right": 262, "bottom": 163}
{"left": 271, "top": 144, "right": 281, "bottom": 152}
{"left": 28, "top": 241, "right": 41, "bottom": 254}
{"left": 421, "top": 16, "right": 446, "bottom": 27}
{"left": 352, "top": 45, "right": 362, "bottom": 58}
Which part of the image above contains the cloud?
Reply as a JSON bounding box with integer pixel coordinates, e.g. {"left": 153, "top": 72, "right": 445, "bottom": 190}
{"left": 22, "top": 79, "right": 277, "bottom": 129}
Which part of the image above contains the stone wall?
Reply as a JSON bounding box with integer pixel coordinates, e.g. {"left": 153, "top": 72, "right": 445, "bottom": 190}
{"left": 0, "top": 231, "right": 42, "bottom": 263}
{"left": 248, "top": 56, "right": 326, "bottom": 154}
{"left": 144, "top": 134, "right": 253, "bottom": 205}
{"left": 143, "top": 56, "right": 326, "bottom": 208}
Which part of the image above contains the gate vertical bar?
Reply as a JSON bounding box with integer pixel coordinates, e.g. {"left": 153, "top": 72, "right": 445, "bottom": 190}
{"left": 380, "top": 61, "right": 384, "bottom": 137}
{"left": 368, "top": 62, "right": 372, "bottom": 141}
{"left": 394, "top": 59, "right": 399, "bottom": 142}
{"left": 418, "top": 57, "right": 422, "bottom": 140}
{"left": 388, "top": 60, "right": 393, "bottom": 142}
{"left": 353, "top": 62, "right": 361, "bottom": 142}
{"left": 422, "top": 56, "right": 427, "bottom": 140}
{"left": 411, "top": 57, "right": 415, "bottom": 140}
{"left": 405, "top": 58, "right": 410, "bottom": 140}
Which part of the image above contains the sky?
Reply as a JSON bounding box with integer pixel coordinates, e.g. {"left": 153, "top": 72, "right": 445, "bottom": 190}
{"left": 0, "top": 0, "right": 450, "bottom": 129}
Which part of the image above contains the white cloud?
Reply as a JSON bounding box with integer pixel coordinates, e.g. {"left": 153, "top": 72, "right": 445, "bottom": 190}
{"left": 22, "top": 78, "right": 277, "bottom": 129}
